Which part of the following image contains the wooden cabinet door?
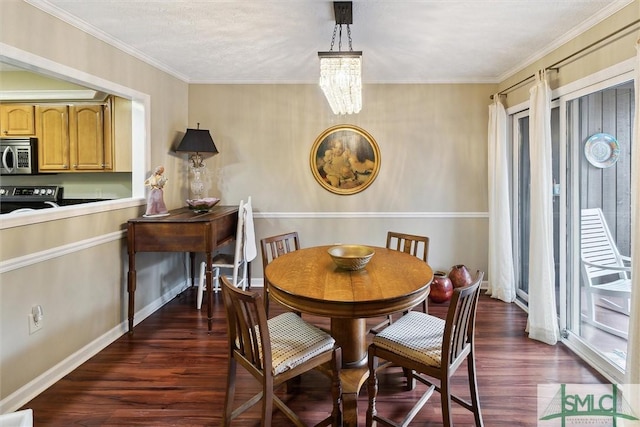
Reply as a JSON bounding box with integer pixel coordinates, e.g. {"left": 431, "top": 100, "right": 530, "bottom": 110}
{"left": 0, "top": 104, "right": 36, "bottom": 136}
{"left": 36, "top": 105, "right": 70, "bottom": 172}
{"left": 69, "top": 105, "right": 107, "bottom": 171}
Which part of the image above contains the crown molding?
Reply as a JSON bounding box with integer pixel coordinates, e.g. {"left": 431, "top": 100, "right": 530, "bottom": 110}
{"left": 24, "top": 0, "right": 190, "bottom": 83}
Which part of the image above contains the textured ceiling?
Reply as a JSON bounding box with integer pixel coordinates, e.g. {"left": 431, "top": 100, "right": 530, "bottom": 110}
{"left": 26, "top": 0, "right": 631, "bottom": 84}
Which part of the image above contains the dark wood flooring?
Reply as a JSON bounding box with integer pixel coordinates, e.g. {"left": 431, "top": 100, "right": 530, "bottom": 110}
{"left": 21, "top": 289, "right": 607, "bottom": 426}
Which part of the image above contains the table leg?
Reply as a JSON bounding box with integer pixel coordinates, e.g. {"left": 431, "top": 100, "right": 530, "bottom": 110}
{"left": 331, "top": 318, "right": 368, "bottom": 426}
{"left": 247, "top": 261, "right": 251, "bottom": 289}
{"left": 189, "top": 252, "right": 195, "bottom": 287}
{"left": 127, "top": 257, "right": 136, "bottom": 334}
{"left": 339, "top": 366, "right": 369, "bottom": 427}
{"left": 206, "top": 251, "right": 213, "bottom": 332}
{"left": 127, "top": 223, "right": 136, "bottom": 334}
{"left": 343, "top": 390, "right": 359, "bottom": 427}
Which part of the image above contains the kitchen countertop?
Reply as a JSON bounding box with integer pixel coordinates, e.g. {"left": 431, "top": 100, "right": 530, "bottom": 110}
{"left": 58, "top": 199, "right": 112, "bottom": 206}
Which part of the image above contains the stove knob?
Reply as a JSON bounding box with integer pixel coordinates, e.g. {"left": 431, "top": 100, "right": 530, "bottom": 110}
{"left": 34, "top": 189, "right": 41, "bottom": 195}
{"left": 46, "top": 189, "right": 53, "bottom": 195}
{"left": 0, "top": 189, "right": 5, "bottom": 196}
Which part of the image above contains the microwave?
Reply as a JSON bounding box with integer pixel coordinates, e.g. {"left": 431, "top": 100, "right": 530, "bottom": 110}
{"left": 0, "top": 138, "right": 38, "bottom": 175}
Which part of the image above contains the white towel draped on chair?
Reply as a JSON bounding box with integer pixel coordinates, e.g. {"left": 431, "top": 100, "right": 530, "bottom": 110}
{"left": 244, "top": 201, "right": 257, "bottom": 263}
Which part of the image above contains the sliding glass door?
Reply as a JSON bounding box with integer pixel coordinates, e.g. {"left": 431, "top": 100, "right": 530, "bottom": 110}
{"left": 563, "top": 79, "right": 633, "bottom": 381}
{"left": 511, "top": 71, "right": 634, "bottom": 383}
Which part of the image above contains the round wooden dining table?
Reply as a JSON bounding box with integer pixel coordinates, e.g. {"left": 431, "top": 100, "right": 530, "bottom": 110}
{"left": 265, "top": 244, "right": 433, "bottom": 427}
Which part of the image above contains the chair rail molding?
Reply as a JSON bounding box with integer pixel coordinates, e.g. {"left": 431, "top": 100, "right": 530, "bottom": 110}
{"left": 254, "top": 211, "right": 488, "bottom": 219}
{"left": 0, "top": 230, "right": 125, "bottom": 273}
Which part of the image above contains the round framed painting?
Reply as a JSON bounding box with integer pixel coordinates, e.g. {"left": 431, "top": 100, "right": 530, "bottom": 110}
{"left": 310, "top": 124, "right": 381, "bottom": 195}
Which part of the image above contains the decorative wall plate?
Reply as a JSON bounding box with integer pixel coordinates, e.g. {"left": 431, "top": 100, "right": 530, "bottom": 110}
{"left": 584, "top": 133, "right": 619, "bottom": 168}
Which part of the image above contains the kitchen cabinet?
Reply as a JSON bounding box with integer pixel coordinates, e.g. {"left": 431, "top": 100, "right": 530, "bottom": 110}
{"left": 0, "top": 104, "right": 35, "bottom": 136}
{"left": 36, "top": 105, "right": 69, "bottom": 171}
{"left": 36, "top": 103, "right": 112, "bottom": 172}
{"left": 70, "top": 104, "right": 110, "bottom": 171}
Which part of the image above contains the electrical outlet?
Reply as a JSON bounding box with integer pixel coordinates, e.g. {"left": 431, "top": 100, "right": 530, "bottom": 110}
{"left": 28, "top": 313, "right": 43, "bottom": 334}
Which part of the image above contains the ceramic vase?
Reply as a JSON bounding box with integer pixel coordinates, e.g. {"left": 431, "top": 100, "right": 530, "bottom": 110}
{"left": 449, "top": 264, "right": 473, "bottom": 288}
{"left": 429, "top": 271, "right": 453, "bottom": 303}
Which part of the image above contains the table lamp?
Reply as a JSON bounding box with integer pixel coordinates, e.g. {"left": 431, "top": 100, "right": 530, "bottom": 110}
{"left": 175, "top": 123, "right": 219, "bottom": 199}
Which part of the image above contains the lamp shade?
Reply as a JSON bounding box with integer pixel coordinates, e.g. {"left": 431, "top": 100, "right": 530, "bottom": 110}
{"left": 176, "top": 128, "right": 218, "bottom": 154}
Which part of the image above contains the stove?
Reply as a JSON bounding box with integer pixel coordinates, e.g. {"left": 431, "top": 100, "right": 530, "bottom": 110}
{"left": 0, "top": 185, "right": 64, "bottom": 214}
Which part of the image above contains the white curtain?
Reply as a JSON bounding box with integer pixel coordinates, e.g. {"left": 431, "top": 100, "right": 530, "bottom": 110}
{"left": 487, "top": 96, "right": 516, "bottom": 302}
{"left": 626, "top": 40, "right": 640, "bottom": 385}
{"left": 621, "top": 40, "right": 640, "bottom": 427}
{"left": 526, "top": 70, "right": 559, "bottom": 345}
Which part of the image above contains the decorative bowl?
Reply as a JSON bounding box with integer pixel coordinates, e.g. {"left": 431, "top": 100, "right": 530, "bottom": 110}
{"left": 186, "top": 197, "right": 220, "bottom": 213}
{"left": 328, "top": 245, "right": 375, "bottom": 270}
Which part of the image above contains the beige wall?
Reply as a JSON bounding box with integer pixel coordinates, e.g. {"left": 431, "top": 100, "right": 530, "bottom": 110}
{"left": 188, "top": 83, "right": 494, "bottom": 277}
{"left": 0, "top": 0, "right": 188, "bottom": 405}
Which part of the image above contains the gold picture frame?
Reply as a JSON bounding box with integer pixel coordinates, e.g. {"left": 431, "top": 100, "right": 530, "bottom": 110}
{"left": 310, "top": 124, "right": 381, "bottom": 195}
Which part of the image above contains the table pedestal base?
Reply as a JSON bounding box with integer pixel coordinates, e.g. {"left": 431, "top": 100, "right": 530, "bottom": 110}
{"left": 331, "top": 318, "right": 367, "bottom": 367}
{"left": 331, "top": 318, "right": 369, "bottom": 426}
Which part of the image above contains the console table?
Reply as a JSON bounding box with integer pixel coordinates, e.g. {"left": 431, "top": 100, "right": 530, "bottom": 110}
{"left": 126, "top": 206, "right": 239, "bottom": 333}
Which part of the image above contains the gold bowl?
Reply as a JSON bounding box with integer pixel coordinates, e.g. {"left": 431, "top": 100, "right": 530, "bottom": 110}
{"left": 186, "top": 197, "right": 220, "bottom": 213}
{"left": 328, "top": 245, "right": 375, "bottom": 270}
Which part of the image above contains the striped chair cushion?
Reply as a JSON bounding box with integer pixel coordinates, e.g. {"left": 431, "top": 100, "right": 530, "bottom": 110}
{"left": 372, "top": 311, "right": 445, "bottom": 368}
{"left": 268, "top": 312, "right": 335, "bottom": 375}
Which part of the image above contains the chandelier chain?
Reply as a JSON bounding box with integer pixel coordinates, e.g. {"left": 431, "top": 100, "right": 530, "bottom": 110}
{"left": 329, "top": 23, "right": 354, "bottom": 52}
{"left": 346, "top": 25, "right": 353, "bottom": 51}
{"left": 329, "top": 24, "right": 338, "bottom": 51}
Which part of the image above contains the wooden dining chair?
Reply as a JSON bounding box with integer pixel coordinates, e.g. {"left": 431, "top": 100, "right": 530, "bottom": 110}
{"left": 386, "top": 231, "right": 430, "bottom": 263}
{"left": 220, "top": 275, "right": 342, "bottom": 427}
{"left": 370, "top": 231, "right": 430, "bottom": 334}
{"left": 366, "top": 271, "right": 484, "bottom": 427}
{"left": 260, "top": 231, "right": 300, "bottom": 316}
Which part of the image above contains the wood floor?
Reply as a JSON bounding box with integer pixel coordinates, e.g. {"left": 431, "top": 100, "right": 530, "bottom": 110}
{"left": 21, "top": 288, "right": 607, "bottom": 426}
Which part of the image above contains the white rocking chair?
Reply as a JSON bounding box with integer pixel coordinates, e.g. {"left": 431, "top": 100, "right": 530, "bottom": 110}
{"left": 196, "top": 197, "right": 256, "bottom": 310}
{"left": 580, "top": 208, "right": 631, "bottom": 339}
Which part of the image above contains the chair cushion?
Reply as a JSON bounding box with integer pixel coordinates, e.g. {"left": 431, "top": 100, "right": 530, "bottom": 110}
{"left": 268, "top": 312, "right": 336, "bottom": 375}
{"left": 372, "top": 311, "right": 445, "bottom": 367}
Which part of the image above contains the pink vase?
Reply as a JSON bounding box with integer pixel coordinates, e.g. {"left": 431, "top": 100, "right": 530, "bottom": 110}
{"left": 448, "top": 264, "right": 473, "bottom": 288}
{"left": 429, "top": 271, "right": 453, "bottom": 303}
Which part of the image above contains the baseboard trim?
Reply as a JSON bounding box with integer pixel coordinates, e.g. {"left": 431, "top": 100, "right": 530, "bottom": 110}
{"left": 0, "top": 281, "right": 185, "bottom": 414}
